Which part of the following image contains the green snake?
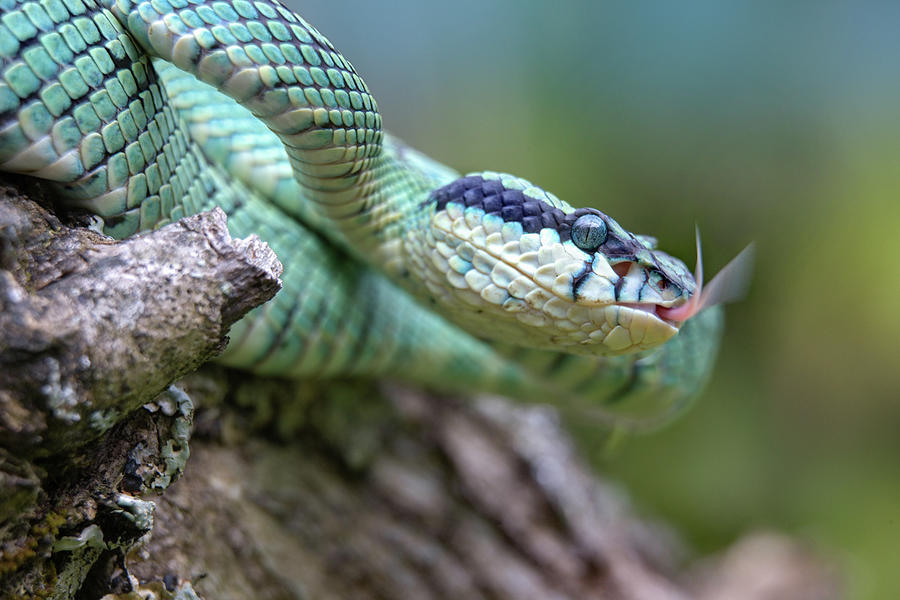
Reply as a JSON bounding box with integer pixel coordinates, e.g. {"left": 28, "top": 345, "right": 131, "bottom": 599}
{"left": 0, "top": 0, "right": 750, "bottom": 428}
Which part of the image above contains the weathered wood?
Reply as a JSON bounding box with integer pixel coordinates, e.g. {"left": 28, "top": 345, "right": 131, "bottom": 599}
{"left": 0, "top": 182, "right": 282, "bottom": 457}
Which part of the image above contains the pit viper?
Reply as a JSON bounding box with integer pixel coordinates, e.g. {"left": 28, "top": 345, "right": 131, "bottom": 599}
{"left": 0, "top": 0, "right": 750, "bottom": 428}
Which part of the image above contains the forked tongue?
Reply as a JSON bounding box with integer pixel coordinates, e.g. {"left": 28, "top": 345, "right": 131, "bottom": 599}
{"left": 657, "top": 227, "right": 755, "bottom": 322}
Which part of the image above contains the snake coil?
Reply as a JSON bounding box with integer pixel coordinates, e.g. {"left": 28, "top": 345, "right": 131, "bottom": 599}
{"left": 0, "top": 0, "right": 746, "bottom": 428}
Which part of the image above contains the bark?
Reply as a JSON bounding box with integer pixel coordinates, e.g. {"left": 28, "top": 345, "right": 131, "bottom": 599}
{"left": 0, "top": 181, "right": 841, "bottom": 600}
{"left": 0, "top": 178, "right": 281, "bottom": 457}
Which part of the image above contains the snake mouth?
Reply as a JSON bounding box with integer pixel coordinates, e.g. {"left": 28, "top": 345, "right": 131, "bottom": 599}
{"left": 620, "top": 301, "right": 682, "bottom": 329}
{"left": 566, "top": 302, "right": 679, "bottom": 354}
{"left": 619, "top": 302, "right": 682, "bottom": 329}
{"left": 603, "top": 259, "right": 691, "bottom": 330}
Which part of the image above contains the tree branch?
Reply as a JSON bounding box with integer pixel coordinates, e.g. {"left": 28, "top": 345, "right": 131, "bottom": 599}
{"left": 0, "top": 180, "right": 281, "bottom": 457}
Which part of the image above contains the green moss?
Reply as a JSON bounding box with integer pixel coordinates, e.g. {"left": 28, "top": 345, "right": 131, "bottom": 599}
{"left": 150, "top": 386, "right": 194, "bottom": 491}
{"left": 0, "top": 511, "right": 65, "bottom": 575}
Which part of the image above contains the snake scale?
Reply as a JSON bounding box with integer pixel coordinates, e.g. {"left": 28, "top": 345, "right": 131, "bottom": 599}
{"left": 0, "top": 0, "right": 746, "bottom": 428}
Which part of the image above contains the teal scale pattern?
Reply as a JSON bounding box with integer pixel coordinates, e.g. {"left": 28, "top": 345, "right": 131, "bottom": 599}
{"left": 101, "top": 0, "right": 440, "bottom": 267}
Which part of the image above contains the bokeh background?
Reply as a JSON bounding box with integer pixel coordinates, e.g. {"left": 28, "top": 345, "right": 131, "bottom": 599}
{"left": 295, "top": 1, "right": 900, "bottom": 598}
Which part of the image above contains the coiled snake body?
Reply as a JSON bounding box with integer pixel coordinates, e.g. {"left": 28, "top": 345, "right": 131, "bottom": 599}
{"left": 0, "top": 0, "right": 737, "bottom": 427}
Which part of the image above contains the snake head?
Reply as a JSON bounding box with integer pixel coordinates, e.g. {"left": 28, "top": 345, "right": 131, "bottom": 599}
{"left": 410, "top": 172, "right": 711, "bottom": 355}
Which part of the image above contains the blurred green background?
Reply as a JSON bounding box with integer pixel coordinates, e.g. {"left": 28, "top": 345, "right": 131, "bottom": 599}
{"left": 295, "top": 1, "right": 900, "bottom": 598}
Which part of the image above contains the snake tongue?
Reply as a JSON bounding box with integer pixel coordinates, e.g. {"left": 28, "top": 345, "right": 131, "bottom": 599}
{"left": 657, "top": 228, "right": 755, "bottom": 323}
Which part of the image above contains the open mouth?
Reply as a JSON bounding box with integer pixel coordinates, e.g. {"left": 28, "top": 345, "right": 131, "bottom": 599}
{"left": 618, "top": 302, "right": 682, "bottom": 329}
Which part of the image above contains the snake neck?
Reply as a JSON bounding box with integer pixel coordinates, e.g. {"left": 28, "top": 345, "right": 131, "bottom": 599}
{"left": 103, "top": 0, "right": 440, "bottom": 270}
{"left": 359, "top": 135, "right": 462, "bottom": 279}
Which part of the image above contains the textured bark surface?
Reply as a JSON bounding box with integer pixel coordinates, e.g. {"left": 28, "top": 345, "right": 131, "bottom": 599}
{"left": 0, "top": 183, "right": 842, "bottom": 600}
{"left": 0, "top": 182, "right": 281, "bottom": 598}
{"left": 130, "top": 377, "right": 841, "bottom": 600}
{"left": 0, "top": 180, "right": 281, "bottom": 457}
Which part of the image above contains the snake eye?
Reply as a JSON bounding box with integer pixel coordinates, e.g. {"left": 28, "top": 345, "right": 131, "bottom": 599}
{"left": 571, "top": 214, "right": 607, "bottom": 251}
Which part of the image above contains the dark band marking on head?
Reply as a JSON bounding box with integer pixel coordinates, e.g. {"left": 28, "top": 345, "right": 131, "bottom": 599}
{"left": 430, "top": 175, "right": 694, "bottom": 297}
{"left": 432, "top": 176, "right": 641, "bottom": 254}
{"left": 432, "top": 175, "right": 567, "bottom": 235}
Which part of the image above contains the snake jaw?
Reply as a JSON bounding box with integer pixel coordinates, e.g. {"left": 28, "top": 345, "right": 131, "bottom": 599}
{"left": 576, "top": 260, "right": 688, "bottom": 352}
{"left": 615, "top": 304, "right": 681, "bottom": 346}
